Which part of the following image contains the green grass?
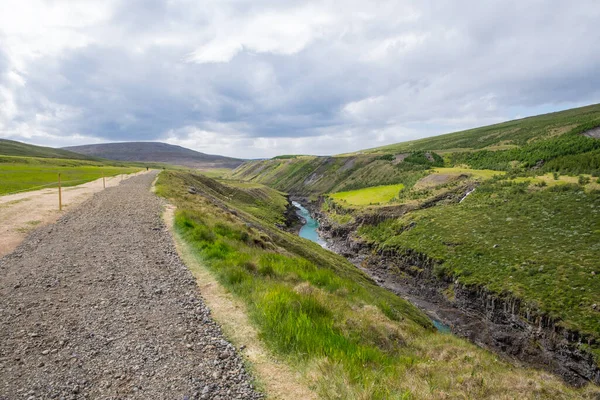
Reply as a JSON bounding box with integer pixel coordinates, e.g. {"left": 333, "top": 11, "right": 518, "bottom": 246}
{"left": 330, "top": 183, "right": 405, "bottom": 206}
{"left": 232, "top": 103, "right": 600, "bottom": 198}
{"left": 0, "top": 156, "right": 141, "bottom": 195}
{"left": 361, "top": 103, "right": 600, "bottom": 154}
{"left": 197, "top": 168, "right": 233, "bottom": 178}
{"left": 506, "top": 173, "right": 600, "bottom": 191}
{"left": 359, "top": 180, "right": 600, "bottom": 349}
{"left": 431, "top": 167, "right": 502, "bottom": 180}
{"left": 450, "top": 124, "right": 600, "bottom": 172}
{"left": 232, "top": 156, "right": 428, "bottom": 196}
{"left": 156, "top": 171, "right": 596, "bottom": 399}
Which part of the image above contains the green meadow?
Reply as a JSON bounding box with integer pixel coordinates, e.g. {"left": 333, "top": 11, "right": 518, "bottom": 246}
{"left": 0, "top": 156, "right": 141, "bottom": 195}
{"left": 329, "top": 183, "right": 405, "bottom": 206}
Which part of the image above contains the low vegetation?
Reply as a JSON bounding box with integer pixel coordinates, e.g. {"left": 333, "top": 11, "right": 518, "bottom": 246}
{"left": 0, "top": 156, "right": 141, "bottom": 195}
{"left": 431, "top": 167, "right": 502, "bottom": 180}
{"left": 361, "top": 103, "right": 600, "bottom": 154}
{"left": 157, "top": 170, "right": 597, "bottom": 399}
{"left": 233, "top": 104, "right": 600, "bottom": 197}
{"left": 359, "top": 179, "right": 600, "bottom": 358}
{"left": 329, "top": 184, "right": 405, "bottom": 206}
{"left": 230, "top": 103, "right": 600, "bottom": 389}
{"left": 450, "top": 125, "right": 600, "bottom": 173}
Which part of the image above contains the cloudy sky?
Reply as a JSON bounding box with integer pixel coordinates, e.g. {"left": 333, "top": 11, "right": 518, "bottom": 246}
{"left": 1, "top": 0, "right": 599, "bottom": 158}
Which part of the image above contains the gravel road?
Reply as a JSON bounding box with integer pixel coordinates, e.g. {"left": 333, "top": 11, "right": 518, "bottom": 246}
{"left": 0, "top": 172, "right": 262, "bottom": 400}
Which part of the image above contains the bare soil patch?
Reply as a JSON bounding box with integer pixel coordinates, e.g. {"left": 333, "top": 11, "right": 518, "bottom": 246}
{"left": 414, "top": 173, "right": 467, "bottom": 189}
{"left": 583, "top": 126, "right": 600, "bottom": 139}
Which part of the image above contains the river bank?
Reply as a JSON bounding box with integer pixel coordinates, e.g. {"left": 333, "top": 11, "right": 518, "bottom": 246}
{"left": 291, "top": 200, "right": 452, "bottom": 332}
{"left": 290, "top": 198, "right": 600, "bottom": 387}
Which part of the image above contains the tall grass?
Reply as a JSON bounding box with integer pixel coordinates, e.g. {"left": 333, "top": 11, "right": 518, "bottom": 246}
{"left": 157, "top": 171, "right": 597, "bottom": 399}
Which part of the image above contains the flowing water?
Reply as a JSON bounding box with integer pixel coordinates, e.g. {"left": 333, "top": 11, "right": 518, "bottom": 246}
{"left": 292, "top": 201, "right": 327, "bottom": 248}
{"left": 432, "top": 319, "right": 452, "bottom": 333}
{"left": 292, "top": 201, "right": 452, "bottom": 333}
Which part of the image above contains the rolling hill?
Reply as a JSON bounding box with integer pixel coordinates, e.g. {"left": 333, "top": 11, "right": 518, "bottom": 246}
{"left": 64, "top": 142, "right": 244, "bottom": 169}
{"left": 0, "top": 139, "right": 98, "bottom": 160}
{"left": 232, "top": 103, "right": 600, "bottom": 194}
{"left": 229, "top": 102, "right": 600, "bottom": 386}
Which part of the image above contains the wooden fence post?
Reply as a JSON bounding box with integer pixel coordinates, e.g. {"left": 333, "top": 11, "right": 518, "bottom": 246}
{"left": 103, "top": 172, "right": 106, "bottom": 189}
{"left": 58, "top": 173, "right": 62, "bottom": 211}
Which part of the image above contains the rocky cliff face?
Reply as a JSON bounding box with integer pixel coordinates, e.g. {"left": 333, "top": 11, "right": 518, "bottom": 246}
{"left": 315, "top": 205, "right": 600, "bottom": 387}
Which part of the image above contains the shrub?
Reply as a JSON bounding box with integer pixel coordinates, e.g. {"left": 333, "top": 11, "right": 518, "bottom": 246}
{"left": 578, "top": 175, "right": 591, "bottom": 185}
{"left": 377, "top": 154, "right": 395, "bottom": 161}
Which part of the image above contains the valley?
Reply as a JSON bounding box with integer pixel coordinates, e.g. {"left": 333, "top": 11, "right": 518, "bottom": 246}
{"left": 156, "top": 170, "right": 596, "bottom": 398}
{"left": 227, "top": 103, "right": 600, "bottom": 390}
{"left": 3, "top": 3, "right": 598, "bottom": 398}
{"left": 2, "top": 103, "right": 599, "bottom": 398}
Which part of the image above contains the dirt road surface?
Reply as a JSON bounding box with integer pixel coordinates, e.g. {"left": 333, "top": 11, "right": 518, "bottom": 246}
{"left": 0, "top": 172, "right": 147, "bottom": 258}
{"left": 0, "top": 172, "right": 262, "bottom": 399}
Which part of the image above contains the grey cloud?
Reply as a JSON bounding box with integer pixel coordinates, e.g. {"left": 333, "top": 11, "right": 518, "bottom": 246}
{"left": 1, "top": 0, "right": 599, "bottom": 157}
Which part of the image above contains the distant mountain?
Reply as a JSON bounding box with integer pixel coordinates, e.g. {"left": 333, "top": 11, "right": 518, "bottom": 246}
{"left": 63, "top": 142, "right": 244, "bottom": 169}
{"left": 0, "top": 138, "right": 97, "bottom": 160}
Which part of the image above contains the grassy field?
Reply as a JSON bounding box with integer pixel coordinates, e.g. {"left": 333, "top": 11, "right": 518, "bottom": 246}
{"left": 197, "top": 168, "right": 233, "bottom": 179}
{"left": 329, "top": 183, "right": 405, "bottom": 206}
{"left": 359, "top": 180, "right": 600, "bottom": 353}
{"left": 156, "top": 171, "right": 597, "bottom": 399}
{"left": 227, "top": 103, "right": 600, "bottom": 390}
{"left": 508, "top": 173, "right": 600, "bottom": 191}
{"left": 0, "top": 156, "right": 142, "bottom": 195}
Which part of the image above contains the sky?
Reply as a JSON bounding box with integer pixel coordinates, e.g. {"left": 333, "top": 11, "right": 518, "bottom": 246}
{"left": 0, "top": 0, "right": 599, "bottom": 159}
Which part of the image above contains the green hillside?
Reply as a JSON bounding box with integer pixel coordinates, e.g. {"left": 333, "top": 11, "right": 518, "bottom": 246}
{"left": 0, "top": 138, "right": 97, "bottom": 160}
{"left": 360, "top": 103, "right": 600, "bottom": 154}
{"left": 230, "top": 103, "right": 600, "bottom": 383}
{"left": 157, "top": 170, "right": 595, "bottom": 399}
{"left": 232, "top": 103, "right": 600, "bottom": 195}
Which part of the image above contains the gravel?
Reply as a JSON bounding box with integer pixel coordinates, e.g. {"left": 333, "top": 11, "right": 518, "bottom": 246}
{"left": 0, "top": 172, "right": 262, "bottom": 399}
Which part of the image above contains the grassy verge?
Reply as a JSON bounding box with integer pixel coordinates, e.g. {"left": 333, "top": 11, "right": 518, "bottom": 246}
{"left": 359, "top": 180, "right": 600, "bottom": 355}
{"left": 0, "top": 156, "right": 142, "bottom": 195}
{"left": 164, "top": 205, "right": 317, "bottom": 399}
{"left": 157, "top": 170, "right": 596, "bottom": 399}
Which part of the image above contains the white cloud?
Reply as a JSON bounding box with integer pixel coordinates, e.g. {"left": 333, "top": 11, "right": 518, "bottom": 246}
{"left": 186, "top": 4, "right": 336, "bottom": 63}
{"left": 363, "top": 33, "right": 429, "bottom": 62}
{"left": 0, "top": 0, "right": 116, "bottom": 70}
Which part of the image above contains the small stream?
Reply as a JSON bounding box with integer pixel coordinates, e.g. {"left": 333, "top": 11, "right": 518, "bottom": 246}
{"left": 291, "top": 201, "right": 451, "bottom": 333}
